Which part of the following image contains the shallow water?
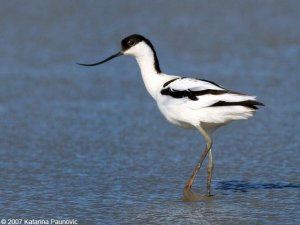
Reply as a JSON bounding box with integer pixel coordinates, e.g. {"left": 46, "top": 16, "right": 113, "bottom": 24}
{"left": 0, "top": 0, "right": 299, "bottom": 224}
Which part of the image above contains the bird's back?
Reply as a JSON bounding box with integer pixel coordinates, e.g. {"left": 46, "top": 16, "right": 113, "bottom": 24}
{"left": 156, "top": 76, "right": 264, "bottom": 128}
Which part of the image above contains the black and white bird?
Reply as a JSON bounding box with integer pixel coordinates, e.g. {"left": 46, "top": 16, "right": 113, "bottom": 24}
{"left": 78, "top": 34, "right": 264, "bottom": 200}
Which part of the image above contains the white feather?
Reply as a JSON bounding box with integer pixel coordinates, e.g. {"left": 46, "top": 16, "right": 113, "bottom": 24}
{"left": 166, "top": 77, "right": 224, "bottom": 91}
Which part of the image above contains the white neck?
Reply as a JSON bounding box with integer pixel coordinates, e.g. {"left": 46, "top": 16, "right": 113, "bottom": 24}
{"left": 135, "top": 53, "right": 161, "bottom": 99}
{"left": 125, "top": 41, "right": 173, "bottom": 99}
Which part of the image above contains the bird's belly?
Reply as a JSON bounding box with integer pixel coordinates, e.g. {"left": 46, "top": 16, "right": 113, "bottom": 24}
{"left": 156, "top": 101, "right": 195, "bottom": 129}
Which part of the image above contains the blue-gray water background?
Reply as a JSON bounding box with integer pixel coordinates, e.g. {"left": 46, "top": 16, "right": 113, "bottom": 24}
{"left": 0, "top": 0, "right": 299, "bottom": 224}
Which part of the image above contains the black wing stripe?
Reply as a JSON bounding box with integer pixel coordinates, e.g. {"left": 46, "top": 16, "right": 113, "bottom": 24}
{"left": 161, "top": 88, "right": 197, "bottom": 100}
{"left": 163, "top": 78, "right": 179, "bottom": 87}
{"left": 192, "top": 89, "right": 229, "bottom": 95}
{"left": 160, "top": 88, "right": 230, "bottom": 101}
{"left": 196, "top": 78, "right": 224, "bottom": 88}
{"left": 209, "top": 100, "right": 265, "bottom": 109}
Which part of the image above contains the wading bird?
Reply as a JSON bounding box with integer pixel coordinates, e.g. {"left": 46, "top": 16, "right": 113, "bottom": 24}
{"left": 77, "top": 34, "right": 264, "bottom": 200}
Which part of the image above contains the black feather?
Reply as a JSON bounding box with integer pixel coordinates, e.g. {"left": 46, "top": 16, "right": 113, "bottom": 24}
{"left": 209, "top": 100, "right": 265, "bottom": 109}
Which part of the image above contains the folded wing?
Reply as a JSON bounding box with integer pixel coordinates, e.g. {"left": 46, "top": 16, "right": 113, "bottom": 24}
{"left": 160, "top": 77, "right": 264, "bottom": 109}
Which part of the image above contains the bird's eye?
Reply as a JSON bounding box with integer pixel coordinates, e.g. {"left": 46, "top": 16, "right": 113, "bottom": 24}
{"left": 127, "top": 40, "right": 135, "bottom": 46}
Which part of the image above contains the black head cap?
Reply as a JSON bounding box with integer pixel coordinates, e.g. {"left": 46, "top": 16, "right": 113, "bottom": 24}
{"left": 121, "top": 34, "right": 161, "bottom": 73}
{"left": 121, "top": 34, "right": 146, "bottom": 52}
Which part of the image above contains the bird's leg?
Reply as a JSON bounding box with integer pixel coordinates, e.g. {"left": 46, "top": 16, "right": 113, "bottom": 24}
{"left": 184, "top": 140, "right": 212, "bottom": 189}
{"left": 183, "top": 126, "right": 212, "bottom": 200}
{"left": 206, "top": 148, "right": 214, "bottom": 196}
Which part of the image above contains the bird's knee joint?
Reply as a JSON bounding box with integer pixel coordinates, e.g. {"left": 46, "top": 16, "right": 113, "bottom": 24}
{"left": 206, "top": 140, "right": 213, "bottom": 149}
{"left": 207, "top": 163, "right": 214, "bottom": 171}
